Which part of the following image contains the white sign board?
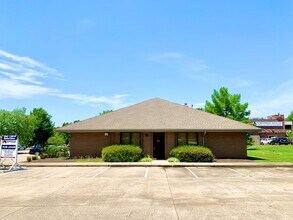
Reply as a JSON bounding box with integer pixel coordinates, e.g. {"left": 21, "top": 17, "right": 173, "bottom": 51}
{"left": 254, "top": 121, "right": 283, "bottom": 127}
{"left": 0, "top": 135, "right": 18, "bottom": 159}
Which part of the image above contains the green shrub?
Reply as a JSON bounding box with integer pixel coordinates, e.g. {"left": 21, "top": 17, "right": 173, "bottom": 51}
{"left": 32, "top": 155, "right": 39, "bottom": 160}
{"left": 27, "top": 156, "right": 32, "bottom": 162}
{"left": 102, "top": 145, "right": 142, "bottom": 162}
{"left": 139, "top": 156, "right": 153, "bottom": 162}
{"left": 167, "top": 157, "right": 180, "bottom": 162}
{"left": 170, "top": 145, "right": 214, "bottom": 162}
{"left": 40, "top": 153, "right": 48, "bottom": 159}
{"left": 41, "top": 146, "right": 69, "bottom": 158}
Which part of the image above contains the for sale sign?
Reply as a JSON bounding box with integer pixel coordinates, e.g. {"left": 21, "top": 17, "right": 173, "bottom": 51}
{"left": 0, "top": 135, "right": 18, "bottom": 159}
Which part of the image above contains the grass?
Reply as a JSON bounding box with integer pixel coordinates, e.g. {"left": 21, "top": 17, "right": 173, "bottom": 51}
{"left": 74, "top": 157, "right": 104, "bottom": 163}
{"left": 247, "top": 145, "right": 293, "bottom": 162}
{"left": 167, "top": 157, "right": 180, "bottom": 162}
{"left": 139, "top": 156, "right": 153, "bottom": 162}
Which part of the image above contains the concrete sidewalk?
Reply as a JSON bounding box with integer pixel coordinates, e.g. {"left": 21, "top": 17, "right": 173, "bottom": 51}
{"left": 17, "top": 160, "right": 293, "bottom": 168}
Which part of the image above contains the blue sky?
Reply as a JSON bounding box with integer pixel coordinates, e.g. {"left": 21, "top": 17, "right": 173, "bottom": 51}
{"left": 0, "top": 0, "right": 292, "bottom": 126}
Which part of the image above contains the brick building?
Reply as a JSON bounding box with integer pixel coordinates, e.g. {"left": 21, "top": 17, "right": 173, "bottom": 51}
{"left": 58, "top": 98, "right": 259, "bottom": 159}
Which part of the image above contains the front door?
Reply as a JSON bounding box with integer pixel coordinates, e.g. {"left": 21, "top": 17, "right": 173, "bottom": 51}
{"left": 153, "top": 133, "right": 165, "bottom": 159}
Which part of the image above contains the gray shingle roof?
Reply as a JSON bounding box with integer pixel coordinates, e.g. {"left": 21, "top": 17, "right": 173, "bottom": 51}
{"left": 57, "top": 98, "right": 260, "bottom": 133}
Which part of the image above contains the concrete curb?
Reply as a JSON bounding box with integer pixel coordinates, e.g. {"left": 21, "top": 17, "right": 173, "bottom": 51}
{"left": 17, "top": 162, "right": 293, "bottom": 168}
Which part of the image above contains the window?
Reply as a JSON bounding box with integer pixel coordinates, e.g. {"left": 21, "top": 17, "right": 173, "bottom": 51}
{"left": 177, "top": 133, "right": 187, "bottom": 146}
{"left": 187, "top": 132, "right": 197, "bottom": 145}
{"left": 177, "top": 132, "right": 198, "bottom": 146}
{"left": 131, "top": 133, "right": 141, "bottom": 146}
{"left": 121, "top": 132, "right": 130, "bottom": 145}
{"left": 120, "top": 132, "right": 141, "bottom": 146}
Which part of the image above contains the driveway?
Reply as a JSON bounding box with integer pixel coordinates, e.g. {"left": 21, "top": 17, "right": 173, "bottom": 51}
{"left": 0, "top": 167, "right": 292, "bottom": 219}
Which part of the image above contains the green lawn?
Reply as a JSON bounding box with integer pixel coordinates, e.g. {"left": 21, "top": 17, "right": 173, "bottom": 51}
{"left": 247, "top": 145, "right": 293, "bottom": 162}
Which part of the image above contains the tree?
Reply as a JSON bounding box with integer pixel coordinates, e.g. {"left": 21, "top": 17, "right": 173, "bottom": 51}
{"left": 30, "top": 108, "right": 54, "bottom": 146}
{"left": 286, "top": 130, "right": 293, "bottom": 140}
{"left": 99, "top": 110, "right": 113, "bottom": 115}
{"left": 0, "top": 108, "right": 35, "bottom": 146}
{"left": 205, "top": 87, "right": 251, "bottom": 123}
{"left": 286, "top": 111, "right": 293, "bottom": 121}
{"left": 205, "top": 87, "right": 252, "bottom": 145}
{"left": 58, "top": 120, "right": 80, "bottom": 145}
{"left": 47, "top": 131, "right": 66, "bottom": 146}
{"left": 59, "top": 122, "right": 71, "bottom": 144}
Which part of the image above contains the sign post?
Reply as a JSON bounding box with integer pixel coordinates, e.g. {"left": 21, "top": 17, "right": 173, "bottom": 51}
{"left": 0, "top": 135, "right": 20, "bottom": 171}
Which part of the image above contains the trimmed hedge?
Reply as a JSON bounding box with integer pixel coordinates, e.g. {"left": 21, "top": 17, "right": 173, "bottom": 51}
{"left": 170, "top": 145, "right": 214, "bottom": 162}
{"left": 102, "top": 145, "right": 142, "bottom": 162}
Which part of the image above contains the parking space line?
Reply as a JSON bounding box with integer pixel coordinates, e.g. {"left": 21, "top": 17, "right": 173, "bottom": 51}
{"left": 228, "top": 168, "right": 246, "bottom": 176}
{"left": 144, "top": 167, "right": 149, "bottom": 179}
{"left": 185, "top": 167, "right": 198, "bottom": 178}
{"left": 93, "top": 166, "right": 110, "bottom": 177}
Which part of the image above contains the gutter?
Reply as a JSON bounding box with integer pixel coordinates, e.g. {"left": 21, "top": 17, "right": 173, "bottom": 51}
{"left": 202, "top": 131, "right": 207, "bottom": 146}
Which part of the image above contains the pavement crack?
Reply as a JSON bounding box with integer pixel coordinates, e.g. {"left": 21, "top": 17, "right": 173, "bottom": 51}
{"left": 164, "top": 168, "right": 180, "bottom": 220}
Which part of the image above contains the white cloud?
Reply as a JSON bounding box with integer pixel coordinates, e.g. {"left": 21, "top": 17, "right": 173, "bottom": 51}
{"left": 148, "top": 52, "right": 256, "bottom": 89}
{"left": 55, "top": 93, "right": 130, "bottom": 109}
{"left": 0, "top": 50, "right": 62, "bottom": 78}
{"left": 0, "top": 77, "right": 58, "bottom": 99}
{"left": 0, "top": 50, "right": 62, "bottom": 85}
{"left": 249, "top": 80, "right": 293, "bottom": 118}
{"left": 0, "top": 49, "right": 132, "bottom": 109}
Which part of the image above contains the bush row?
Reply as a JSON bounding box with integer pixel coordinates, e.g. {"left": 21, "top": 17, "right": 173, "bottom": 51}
{"left": 100, "top": 145, "right": 214, "bottom": 162}
{"left": 41, "top": 146, "right": 70, "bottom": 158}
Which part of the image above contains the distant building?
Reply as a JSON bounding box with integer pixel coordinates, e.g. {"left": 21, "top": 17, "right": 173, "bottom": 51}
{"left": 285, "top": 121, "right": 292, "bottom": 131}
{"left": 250, "top": 114, "right": 286, "bottom": 138}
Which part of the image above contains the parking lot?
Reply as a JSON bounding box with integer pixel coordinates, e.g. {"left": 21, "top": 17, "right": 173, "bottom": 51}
{"left": 0, "top": 166, "right": 293, "bottom": 219}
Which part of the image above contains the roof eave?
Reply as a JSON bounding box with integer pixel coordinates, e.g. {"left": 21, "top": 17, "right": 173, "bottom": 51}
{"left": 57, "top": 128, "right": 261, "bottom": 133}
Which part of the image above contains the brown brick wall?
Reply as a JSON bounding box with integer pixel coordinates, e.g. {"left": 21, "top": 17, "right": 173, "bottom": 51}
{"left": 165, "top": 132, "right": 176, "bottom": 158}
{"left": 205, "top": 132, "right": 247, "bottom": 159}
{"left": 70, "top": 131, "right": 247, "bottom": 159}
{"left": 142, "top": 132, "right": 152, "bottom": 156}
{"left": 70, "top": 132, "right": 119, "bottom": 157}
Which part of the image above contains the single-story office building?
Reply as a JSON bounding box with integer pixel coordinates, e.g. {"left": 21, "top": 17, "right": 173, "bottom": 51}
{"left": 57, "top": 98, "right": 260, "bottom": 159}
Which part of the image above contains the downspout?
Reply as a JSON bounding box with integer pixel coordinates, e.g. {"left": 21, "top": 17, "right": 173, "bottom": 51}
{"left": 202, "top": 131, "right": 207, "bottom": 146}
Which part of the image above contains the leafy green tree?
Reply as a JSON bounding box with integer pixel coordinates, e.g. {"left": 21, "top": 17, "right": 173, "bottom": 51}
{"left": 0, "top": 108, "right": 35, "bottom": 146}
{"left": 30, "top": 108, "right": 54, "bottom": 146}
{"left": 59, "top": 122, "right": 71, "bottom": 144}
{"left": 205, "top": 87, "right": 252, "bottom": 145}
{"left": 286, "top": 111, "right": 293, "bottom": 121}
{"left": 205, "top": 87, "right": 251, "bottom": 123}
{"left": 286, "top": 131, "right": 293, "bottom": 140}
{"left": 99, "top": 110, "right": 113, "bottom": 115}
{"left": 47, "top": 131, "right": 66, "bottom": 146}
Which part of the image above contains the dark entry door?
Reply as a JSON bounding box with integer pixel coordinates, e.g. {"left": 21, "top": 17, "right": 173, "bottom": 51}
{"left": 153, "top": 133, "right": 165, "bottom": 159}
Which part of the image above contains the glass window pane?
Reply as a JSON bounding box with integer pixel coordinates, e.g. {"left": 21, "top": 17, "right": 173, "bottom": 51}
{"left": 131, "top": 133, "right": 141, "bottom": 146}
{"left": 121, "top": 132, "right": 130, "bottom": 145}
{"left": 177, "top": 133, "right": 187, "bottom": 146}
{"left": 187, "top": 133, "right": 197, "bottom": 145}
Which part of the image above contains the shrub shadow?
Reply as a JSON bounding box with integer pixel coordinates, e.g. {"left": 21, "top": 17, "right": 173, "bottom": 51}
{"left": 247, "top": 156, "right": 265, "bottom": 161}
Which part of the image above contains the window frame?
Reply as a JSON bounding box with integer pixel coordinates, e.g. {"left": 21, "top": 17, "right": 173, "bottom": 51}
{"left": 120, "top": 132, "right": 141, "bottom": 146}
{"left": 176, "top": 132, "right": 198, "bottom": 146}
